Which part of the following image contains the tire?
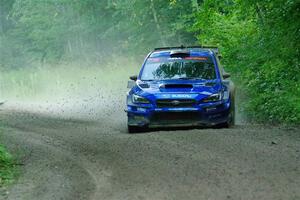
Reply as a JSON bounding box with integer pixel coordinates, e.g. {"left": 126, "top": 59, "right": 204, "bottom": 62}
{"left": 128, "top": 125, "right": 139, "bottom": 133}
{"left": 216, "top": 122, "right": 229, "bottom": 128}
{"left": 217, "top": 113, "right": 234, "bottom": 128}
{"left": 230, "top": 97, "right": 236, "bottom": 127}
{"left": 127, "top": 125, "right": 147, "bottom": 133}
{"left": 227, "top": 108, "right": 235, "bottom": 127}
{"left": 217, "top": 99, "right": 235, "bottom": 128}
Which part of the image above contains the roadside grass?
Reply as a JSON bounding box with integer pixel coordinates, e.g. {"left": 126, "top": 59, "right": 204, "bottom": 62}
{"left": 0, "top": 144, "right": 15, "bottom": 186}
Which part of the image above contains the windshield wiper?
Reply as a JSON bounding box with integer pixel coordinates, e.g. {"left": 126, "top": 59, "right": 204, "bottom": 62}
{"left": 178, "top": 77, "right": 205, "bottom": 80}
{"left": 141, "top": 79, "right": 155, "bottom": 81}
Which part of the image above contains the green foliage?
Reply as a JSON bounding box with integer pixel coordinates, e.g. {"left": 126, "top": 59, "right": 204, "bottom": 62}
{"left": 191, "top": 0, "right": 300, "bottom": 123}
{"left": 0, "top": 145, "right": 15, "bottom": 185}
{"left": 0, "top": 0, "right": 197, "bottom": 63}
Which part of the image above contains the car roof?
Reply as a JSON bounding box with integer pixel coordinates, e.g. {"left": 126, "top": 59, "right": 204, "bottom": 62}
{"left": 150, "top": 45, "right": 218, "bottom": 58}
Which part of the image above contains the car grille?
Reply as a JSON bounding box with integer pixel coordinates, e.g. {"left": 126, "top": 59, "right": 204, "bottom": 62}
{"left": 156, "top": 99, "right": 196, "bottom": 108}
{"left": 151, "top": 112, "right": 200, "bottom": 122}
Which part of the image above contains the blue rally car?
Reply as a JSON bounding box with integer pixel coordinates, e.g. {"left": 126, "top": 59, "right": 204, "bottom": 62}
{"left": 126, "top": 46, "right": 235, "bottom": 133}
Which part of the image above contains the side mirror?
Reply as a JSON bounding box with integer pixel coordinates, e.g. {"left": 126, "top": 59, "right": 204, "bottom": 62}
{"left": 128, "top": 75, "right": 137, "bottom": 89}
{"left": 129, "top": 75, "right": 137, "bottom": 81}
{"left": 127, "top": 80, "right": 136, "bottom": 88}
{"left": 223, "top": 72, "right": 230, "bottom": 79}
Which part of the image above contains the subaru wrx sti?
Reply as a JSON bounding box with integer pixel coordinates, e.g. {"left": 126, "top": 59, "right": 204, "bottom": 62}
{"left": 126, "top": 46, "right": 235, "bottom": 133}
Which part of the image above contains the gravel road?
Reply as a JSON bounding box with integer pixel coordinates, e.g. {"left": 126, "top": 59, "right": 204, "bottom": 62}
{"left": 0, "top": 102, "right": 299, "bottom": 200}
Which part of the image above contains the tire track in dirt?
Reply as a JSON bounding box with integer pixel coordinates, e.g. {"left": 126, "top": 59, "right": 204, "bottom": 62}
{"left": 0, "top": 124, "right": 112, "bottom": 200}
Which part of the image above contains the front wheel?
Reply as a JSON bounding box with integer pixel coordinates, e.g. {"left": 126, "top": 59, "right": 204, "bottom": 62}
{"left": 128, "top": 125, "right": 138, "bottom": 133}
{"left": 217, "top": 113, "right": 234, "bottom": 128}
{"left": 127, "top": 125, "right": 147, "bottom": 133}
{"left": 227, "top": 109, "right": 235, "bottom": 127}
{"left": 217, "top": 102, "right": 235, "bottom": 128}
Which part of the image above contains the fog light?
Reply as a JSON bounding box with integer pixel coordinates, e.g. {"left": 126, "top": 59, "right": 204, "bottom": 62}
{"left": 134, "top": 115, "right": 146, "bottom": 121}
{"left": 206, "top": 107, "right": 217, "bottom": 112}
{"left": 137, "top": 107, "right": 147, "bottom": 112}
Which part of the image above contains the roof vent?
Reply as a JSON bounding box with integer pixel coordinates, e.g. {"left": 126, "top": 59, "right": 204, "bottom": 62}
{"left": 170, "top": 50, "right": 190, "bottom": 58}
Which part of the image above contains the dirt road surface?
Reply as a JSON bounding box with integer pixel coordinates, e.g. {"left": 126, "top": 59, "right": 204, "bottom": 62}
{"left": 0, "top": 102, "right": 299, "bottom": 200}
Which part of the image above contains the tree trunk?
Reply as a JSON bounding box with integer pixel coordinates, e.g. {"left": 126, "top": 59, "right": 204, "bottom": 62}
{"left": 150, "top": 0, "right": 166, "bottom": 46}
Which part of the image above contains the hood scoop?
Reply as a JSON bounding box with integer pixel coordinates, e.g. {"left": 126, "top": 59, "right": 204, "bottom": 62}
{"left": 160, "top": 84, "right": 193, "bottom": 89}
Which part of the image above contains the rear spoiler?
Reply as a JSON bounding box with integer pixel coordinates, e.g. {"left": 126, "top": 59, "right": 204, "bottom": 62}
{"left": 154, "top": 45, "right": 219, "bottom": 54}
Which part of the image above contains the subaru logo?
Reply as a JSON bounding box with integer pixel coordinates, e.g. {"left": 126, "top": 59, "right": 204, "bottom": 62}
{"left": 171, "top": 100, "right": 180, "bottom": 106}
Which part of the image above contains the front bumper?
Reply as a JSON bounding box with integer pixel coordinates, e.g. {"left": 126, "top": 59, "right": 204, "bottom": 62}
{"left": 126, "top": 100, "right": 231, "bottom": 128}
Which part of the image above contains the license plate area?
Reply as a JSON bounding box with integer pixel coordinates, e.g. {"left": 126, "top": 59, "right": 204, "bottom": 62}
{"left": 151, "top": 111, "right": 200, "bottom": 123}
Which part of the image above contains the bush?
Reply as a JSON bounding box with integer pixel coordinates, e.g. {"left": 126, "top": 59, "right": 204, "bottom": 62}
{"left": 191, "top": 0, "right": 300, "bottom": 124}
{"left": 0, "top": 145, "right": 15, "bottom": 186}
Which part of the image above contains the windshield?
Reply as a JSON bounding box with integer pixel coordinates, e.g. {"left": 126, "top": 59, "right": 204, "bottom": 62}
{"left": 140, "top": 57, "right": 216, "bottom": 81}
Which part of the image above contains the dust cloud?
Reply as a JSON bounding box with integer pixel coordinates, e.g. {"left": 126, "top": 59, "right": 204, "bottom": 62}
{"left": 0, "top": 58, "right": 139, "bottom": 121}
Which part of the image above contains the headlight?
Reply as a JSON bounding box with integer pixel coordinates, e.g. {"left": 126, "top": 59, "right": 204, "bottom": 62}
{"left": 223, "top": 90, "right": 229, "bottom": 101}
{"left": 202, "top": 92, "right": 223, "bottom": 103}
{"left": 132, "top": 94, "right": 150, "bottom": 104}
{"left": 136, "top": 80, "right": 150, "bottom": 88}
